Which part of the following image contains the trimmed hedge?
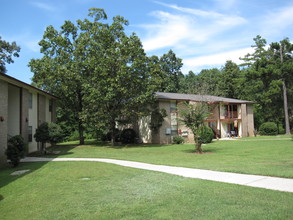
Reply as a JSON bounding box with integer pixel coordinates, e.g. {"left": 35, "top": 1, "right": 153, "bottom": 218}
{"left": 259, "top": 122, "right": 278, "bottom": 135}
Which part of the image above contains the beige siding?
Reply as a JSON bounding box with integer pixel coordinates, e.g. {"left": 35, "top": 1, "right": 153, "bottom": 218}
{"left": 138, "top": 116, "right": 152, "bottom": 143}
{"left": 0, "top": 80, "right": 8, "bottom": 165}
{"left": 28, "top": 92, "right": 38, "bottom": 153}
{"left": 241, "top": 104, "right": 248, "bottom": 137}
{"left": 21, "top": 88, "right": 29, "bottom": 144}
{"left": 8, "top": 85, "right": 20, "bottom": 137}
{"left": 247, "top": 104, "right": 254, "bottom": 136}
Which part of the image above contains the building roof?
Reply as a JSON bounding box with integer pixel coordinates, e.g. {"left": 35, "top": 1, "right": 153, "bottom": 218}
{"left": 155, "top": 92, "right": 254, "bottom": 104}
{"left": 0, "top": 73, "right": 58, "bottom": 99}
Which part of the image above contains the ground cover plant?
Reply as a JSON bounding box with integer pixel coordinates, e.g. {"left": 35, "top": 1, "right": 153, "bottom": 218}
{"left": 52, "top": 135, "right": 293, "bottom": 178}
{"left": 0, "top": 161, "right": 292, "bottom": 220}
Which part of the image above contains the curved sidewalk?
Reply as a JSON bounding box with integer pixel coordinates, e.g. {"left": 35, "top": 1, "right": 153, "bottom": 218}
{"left": 21, "top": 157, "right": 293, "bottom": 193}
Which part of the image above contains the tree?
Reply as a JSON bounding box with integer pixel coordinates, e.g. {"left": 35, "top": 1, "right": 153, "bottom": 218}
{"left": 30, "top": 8, "right": 161, "bottom": 146}
{"left": 81, "top": 10, "right": 161, "bottom": 146}
{"left": 34, "top": 122, "right": 63, "bottom": 154}
{"left": 0, "top": 36, "right": 20, "bottom": 73}
{"left": 34, "top": 122, "right": 50, "bottom": 154}
{"left": 269, "top": 38, "right": 292, "bottom": 134}
{"left": 179, "top": 102, "right": 210, "bottom": 153}
{"left": 240, "top": 35, "right": 292, "bottom": 132}
{"left": 159, "top": 50, "right": 184, "bottom": 93}
{"left": 218, "top": 60, "right": 241, "bottom": 98}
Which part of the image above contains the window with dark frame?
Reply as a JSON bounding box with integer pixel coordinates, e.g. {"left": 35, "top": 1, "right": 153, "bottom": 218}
{"left": 28, "top": 126, "right": 32, "bottom": 142}
{"left": 28, "top": 93, "right": 32, "bottom": 109}
{"left": 49, "top": 99, "right": 53, "bottom": 112}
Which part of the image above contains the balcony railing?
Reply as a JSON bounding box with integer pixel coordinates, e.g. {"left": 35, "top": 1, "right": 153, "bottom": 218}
{"left": 224, "top": 111, "right": 238, "bottom": 119}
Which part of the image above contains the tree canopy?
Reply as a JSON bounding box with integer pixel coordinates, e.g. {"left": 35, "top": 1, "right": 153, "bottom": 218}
{"left": 0, "top": 36, "right": 20, "bottom": 73}
{"left": 29, "top": 8, "right": 162, "bottom": 145}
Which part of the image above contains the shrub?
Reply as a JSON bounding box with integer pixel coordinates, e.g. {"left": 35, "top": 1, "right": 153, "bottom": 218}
{"left": 48, "top": 122, "right": 64, "bottom": 146}
{"left": 101, "top": 129, "right": 121, "bottom": 142}
{"left": 172, "top": 136, "right": 184, "bottom": 144}
{"left": 120, "top": 128, "right": 137, "bottom": 144}
{"left": 6, "top": 135, "right": 25, "bottom": 167}
{"left": 198, "top": 126, "right": 214, "bottom": 144}
{"left": 259, "top": 122, "right": 278, "bottom": 135}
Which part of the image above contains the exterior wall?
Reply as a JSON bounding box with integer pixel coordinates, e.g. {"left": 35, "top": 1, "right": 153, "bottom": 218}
{"left": 156, "top": 101, "right": 172, "bottom": 144}
{"left": 45, "top": 98, "right": 52, "bottom": 123}
{"left": 21, "top": 88, "right": 29, "bottom": 145}
{"left": 0, "top": 80, "right": 8, "bottom": 165}
{"left": 241, "top": 104, "right": 248, "bottom": 137}
{"left": 140, "top": 99, "right": 254, "bottom": 144}
{"left": 51, "top": 99, "right": 57, "bottom": 122}
{"left": 247, "top": 104, "right": 255, "bottom": 136}
{"left": 0, "top": 75, "right": 58, "bottom": 159}
{"left": 28, "top": 92, "right": 38, "bottom": 153}
{"left": 8, "top": 85, "right": 20, "bottom": 137}
{"left": 38, "top": 94, "right": 46, "bottom": 126}
{"left": 138, "top": 116, "right": 152, "bottom": 143}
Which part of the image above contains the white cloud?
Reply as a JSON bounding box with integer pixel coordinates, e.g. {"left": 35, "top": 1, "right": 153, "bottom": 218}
{"left": 30, "top": 1, "right": 56, "bottom": 12}
{"left": 141, "top": 2, "right": 246, "bottom": 52}
{"left": 261, "top": 5, "right": 293, "bottom": 35}
{"left": 182, "top": 47, "right": 254, "bottom": 73}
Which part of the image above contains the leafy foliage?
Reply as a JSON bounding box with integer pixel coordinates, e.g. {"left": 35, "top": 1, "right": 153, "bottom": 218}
{"left": 30, "top": 8, "right": 161, "bottom": 146}
{"left": 198, "top": 126, "right": 214, "bottom": 144}
{"left": 149, "top": 108, "right": 167, "bottom": 131}
{"left": 159, "top": 50, "right": 184, "bottom": 93}
{"left": 172, "top": 136, "right": 184, "bottom": 144}
{"left": 6, "top": 135, "right": 25, "bottom": 167}
{"left": 48, "top": 123, "right": 64, "bottom": 146}
{"left": 120, "top": 128, "right": 137, "bottom": 144}
{"left": 259, "top": 122, "right": 278, "bottom": 136}
{"left": 0, "top": 36, "right": 20, "bottom": 73}
{"left": 34, "top": 122, "right": 64, "bottom": 153}
{"left": 179, "top": 102, "right": 210, "bottom": 153}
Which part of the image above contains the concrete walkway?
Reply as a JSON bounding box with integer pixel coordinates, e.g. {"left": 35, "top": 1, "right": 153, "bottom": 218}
{"left": 21, "top": 157, "right": 293, "bottom": 193}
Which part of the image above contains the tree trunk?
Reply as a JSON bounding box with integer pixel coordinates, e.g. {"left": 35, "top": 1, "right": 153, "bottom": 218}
{"left": 282, "top": 80, "right": 291, "bottom": 134}
{"left": 78, "top": 122, "right": 85, "bottom": 145}
{"left": 194, "top": 137, "right": 202, "bottom": 153}
{"left": 110, "top": 121, "right": 116, "bottom": 147}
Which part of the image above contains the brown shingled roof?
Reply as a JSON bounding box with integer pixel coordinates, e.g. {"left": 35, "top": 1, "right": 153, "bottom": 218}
{"left": 155, "top": 92, "right": 254, "bottom": 104}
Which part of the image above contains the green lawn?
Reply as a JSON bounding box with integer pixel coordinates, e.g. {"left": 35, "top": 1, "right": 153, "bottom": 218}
{"left": 1, "top": 135, "right": 292, "bottom": 219}
{"left": 51, "top": 135, "right": 293, "bottom": 178}
{"left": 1, "top": 162, "right": 292, "bottom": 220}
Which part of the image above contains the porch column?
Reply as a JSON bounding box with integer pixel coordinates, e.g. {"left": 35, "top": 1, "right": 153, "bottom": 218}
{"left": 241, "top": 104, "right": 248, "bottom": 137}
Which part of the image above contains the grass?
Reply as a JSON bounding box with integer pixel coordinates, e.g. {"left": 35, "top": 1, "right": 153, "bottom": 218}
{"left": 48, "top": 135, "right": 293, "bottom": 178}
{"left": 1, "top": 161, "right": 292, "bottom": 220}
{"left": 1, "top": 135, "right": 292, "bottom": 219}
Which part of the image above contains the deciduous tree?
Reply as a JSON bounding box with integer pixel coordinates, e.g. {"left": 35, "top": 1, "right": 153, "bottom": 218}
{"left": 0, "top": 36, "right": 20, "bottom": 73}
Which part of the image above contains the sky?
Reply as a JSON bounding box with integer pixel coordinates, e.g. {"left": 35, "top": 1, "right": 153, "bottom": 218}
{"left": 1, "top": 0, "right": 293, "bottom": 84}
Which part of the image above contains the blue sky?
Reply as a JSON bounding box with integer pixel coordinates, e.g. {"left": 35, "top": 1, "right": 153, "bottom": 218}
{"left": 1, "top": 0, "right": 293, "bottom": 83}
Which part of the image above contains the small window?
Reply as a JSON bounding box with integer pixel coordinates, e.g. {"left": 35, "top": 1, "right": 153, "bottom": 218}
{"left": 49, "top": 99, "right": 53, "bottom": 112}
{"left": 28, "top": 126, "right": 33, "bottom": 142}
{"left": 28, "top": 93, "right": 33, "bottom": 109}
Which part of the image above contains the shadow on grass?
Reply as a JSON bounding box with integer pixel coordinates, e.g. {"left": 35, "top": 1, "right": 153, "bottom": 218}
{"left": 181, "top": 142, "right": 219, "bottom": 154}
{"left": 0, "top": 161, "right": 51, "bottom": 200}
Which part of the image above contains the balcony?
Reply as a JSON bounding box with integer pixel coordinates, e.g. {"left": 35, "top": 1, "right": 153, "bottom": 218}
{"left": 224, "top": 111, "right": 238, "bottom": 119}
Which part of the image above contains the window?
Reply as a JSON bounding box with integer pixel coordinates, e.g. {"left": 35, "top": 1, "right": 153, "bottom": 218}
{"left": 28, "top": 93, "right": 32, "bottom": 109}
{"left": 28, "top": 126, "right": 32, "bottom": 142}
{"left": 49, "top": 99, "right": 53, "bottom": 112}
